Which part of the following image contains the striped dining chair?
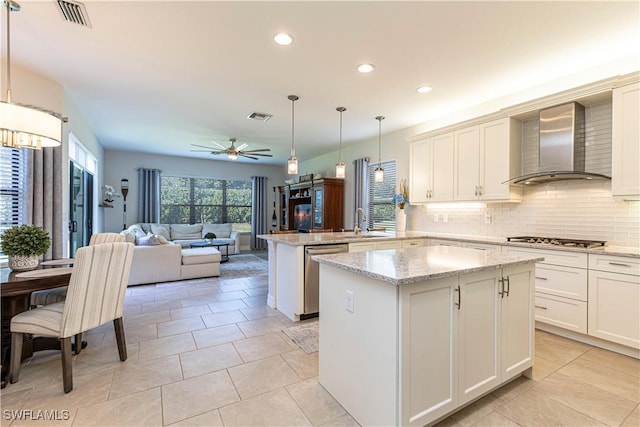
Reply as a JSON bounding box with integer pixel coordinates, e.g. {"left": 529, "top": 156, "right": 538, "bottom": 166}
{"left": 9, "top": 242, "right": 134, "bottom": 393}
{"left": 30, "top": 233, "right": 125, "bottom": 307}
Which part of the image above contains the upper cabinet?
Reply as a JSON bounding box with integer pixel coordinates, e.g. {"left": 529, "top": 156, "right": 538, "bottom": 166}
{"left": 612, "top": 82, "right": 640, "bottom": 199}
{"left": 410, "top": 133, "right": 454, "bottom": 203}
{"left": 453, "top": 118, "right": 522, "bottom": 202}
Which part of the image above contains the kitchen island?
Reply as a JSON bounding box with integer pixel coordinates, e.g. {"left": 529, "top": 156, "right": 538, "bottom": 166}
{"left": 314, "top": 245, "right": 544, "bottom": 426}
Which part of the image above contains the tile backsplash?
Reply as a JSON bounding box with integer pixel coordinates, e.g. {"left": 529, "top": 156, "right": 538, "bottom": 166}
{"left": 409, "top": 180, "right": 639, "bottom": 248}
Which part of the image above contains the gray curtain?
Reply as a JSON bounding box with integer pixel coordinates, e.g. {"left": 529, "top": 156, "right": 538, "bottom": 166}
{"left": 137, "top": 168, "right": 161, "bottom": 223}
{"left": 251, "top": 176, "right": 268, "bottom": 250}
{"left": 353, "top": 157, "right": 369, "bottom": 225}
{"left": 27, "top": 147, "right": 63, "bottom": 261}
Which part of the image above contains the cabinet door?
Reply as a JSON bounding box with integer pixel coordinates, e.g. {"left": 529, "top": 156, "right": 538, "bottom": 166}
{"left": 501, "top": 264, "right": 534, "bottom": 382}
{"left": 458, "top": 269, "right": 501, "bottom": 405}
{"left": 612, "top": 83, "right": 640, "bottom": 198}
{"left": 480, "top": 119, "right": 510, "bottom": 200}
{"left": 400, "top": 277, "right": 458, "bottom": 426}
{"left": 588, "top": 270, "right": 640, "bottom": 349}
{"left": 431, "top": 133, "right": 455, "bottom": 201}
{"left": 454, "top": 126, "right": 480, "bottom": 200}
{"left": 376, "top": 240, "right": 402, "bottom": 250}
{"left": 410, "top": 139, "right": 431, "bottom": 203}
{"left": 349, "top": 242, "right": 377, "bottom": 253}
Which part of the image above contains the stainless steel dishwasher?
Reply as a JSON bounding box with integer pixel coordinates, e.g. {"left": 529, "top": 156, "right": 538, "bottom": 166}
{"left": 303, "top": 244, "right": 349, "bottom": 318}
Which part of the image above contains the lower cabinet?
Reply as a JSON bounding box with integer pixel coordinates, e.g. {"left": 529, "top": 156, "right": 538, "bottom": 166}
{"left": 399, "top": 264, "right": 534, "bottom": 426}
{"left": 349, "top": 240, "right": 403, "bottom": 252}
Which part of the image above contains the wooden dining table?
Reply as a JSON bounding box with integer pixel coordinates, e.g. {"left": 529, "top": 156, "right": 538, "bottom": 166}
{"left": 1, "top": 264, "right": 73, "bottom": 388}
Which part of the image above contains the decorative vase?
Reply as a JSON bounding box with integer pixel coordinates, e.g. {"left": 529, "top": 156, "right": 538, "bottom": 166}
{"left": 8, "top": 254, "right": 39, "bottom": 271}
{"left": 396, "top": 209, "right": 407, "bottom": 232}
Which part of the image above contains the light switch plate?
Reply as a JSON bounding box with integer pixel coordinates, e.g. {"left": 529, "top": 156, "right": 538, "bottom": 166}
{"left": 345, "top": 290, "right": 354, "bottom": 313}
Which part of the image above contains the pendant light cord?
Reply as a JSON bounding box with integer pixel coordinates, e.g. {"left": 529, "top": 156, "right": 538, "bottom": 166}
{"left": 376, "top": 115, "right": 385, "bottom": 165}
{"left": 288, "top": 95, "right": 298, "bottom": 157}
{"left": 5, "top": 0, "right": 13, "bottom": 102}
{"left": 337, "top": 106, "right": 346, "bottom": 161}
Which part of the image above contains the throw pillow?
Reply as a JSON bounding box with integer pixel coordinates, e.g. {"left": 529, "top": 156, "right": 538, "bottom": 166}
{"left": 126, "top": 224, "right": 145, "bottom": 235}
{"left": 137, "top": 232, "right": 162, "bottom": 246}
{"left": 120, "top": 230, "right": 137, "bottom": 244}
{"left": 170, "top": 223, "right": 203, "bottom": 240}
{"left": 151, "top": 224, "right": 170, "bottom": 240}
{"left": 203, "top": 223, "right": 232, "bottom": 238}
{"left": 157, "top": 235, "right": 170, "bottom": 245}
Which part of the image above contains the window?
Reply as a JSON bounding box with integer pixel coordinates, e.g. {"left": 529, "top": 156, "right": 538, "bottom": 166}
{"left": 0, "top": 148, "right": 28, "bottom": 261}
{"left": 160, "top": 176, "right": 252, "bottom": 230}
{"left": 367, "top": 160, "right": 397, "bottom": 231}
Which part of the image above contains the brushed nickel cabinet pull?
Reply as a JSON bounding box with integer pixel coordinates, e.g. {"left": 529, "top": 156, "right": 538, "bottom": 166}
{"left": 535, "top": 276, "right": 548, "bottom": 280}
{"left": 504, "top": 276, "right": 510, "bottom": 297}
{"left": 454, "top": 286, "right": 461, "bottom": 310}
{"left": 609, "top": 262, "right": 631, "bottom": 267}
{"left": 535, "top": 305, "right": 548, "bottom": 310}
{"left": 498, "top": 277, "right": 505, "bottom": 298}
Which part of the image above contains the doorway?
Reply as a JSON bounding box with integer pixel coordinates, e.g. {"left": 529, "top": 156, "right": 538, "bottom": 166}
{"left": 69, "top": 161, "right": 94, "bottom": 256}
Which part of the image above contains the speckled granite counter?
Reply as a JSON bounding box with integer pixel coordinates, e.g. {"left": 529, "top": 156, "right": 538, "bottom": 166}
{"left": 314, "top": 245, "right": 544, "bottom": 285}
{"left": 258, "top": 231, "right": 639, "bottom": 258}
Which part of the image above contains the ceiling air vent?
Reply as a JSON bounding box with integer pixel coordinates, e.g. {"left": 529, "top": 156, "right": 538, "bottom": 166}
{"left": 56, "top": 0, "right": 92, "bottom": 28}
{"left": 247, "top": 112, "right": 273, "bottom": 122}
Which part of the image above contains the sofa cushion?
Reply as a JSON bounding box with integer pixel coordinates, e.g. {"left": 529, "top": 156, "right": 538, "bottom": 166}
{"left": 151, "top": 224, "right": 171, "bottom": 240}
{"left": 171, "top": 224, "right": 203, "bottom": 240}
{"left": 127, "top": 224, "right": 145, "bottom": 235}
{"left": 136, "top": 232, "right": 163, "bottom": 246}
{"left": 120, "top": 230, "right": 137, "bottom": 244}
{"left": 203, "top": 223, "right": 232, "bottom": 239}
{"left": 181, "top": 247, "right": 222, "bottom": 265}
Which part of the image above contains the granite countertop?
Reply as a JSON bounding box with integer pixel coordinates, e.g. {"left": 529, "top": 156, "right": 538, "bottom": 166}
{"left": 313, "top": 245, "right": 545, "bottom": 286}
{"left": 257, "top": 231, "right": 640, "bottom": 258}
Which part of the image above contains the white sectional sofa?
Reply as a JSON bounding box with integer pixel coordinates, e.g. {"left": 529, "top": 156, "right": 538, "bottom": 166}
{"left": 126, "top": 243, "right": 222, "bottom": 286}
{"left": 125, "top": 222, "right": 240, "bottom": 254}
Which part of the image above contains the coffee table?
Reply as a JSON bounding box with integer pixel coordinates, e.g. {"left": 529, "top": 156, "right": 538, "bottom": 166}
{"left": 190, "top": 240, "right": 230, "bottom": 263}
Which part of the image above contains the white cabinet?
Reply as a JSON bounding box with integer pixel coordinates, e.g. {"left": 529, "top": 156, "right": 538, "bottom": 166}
{"left": 453, "top": 118, "right": 522, "bottom": 202}
{"left": 612, "top": 82, "right": 640, "bottom": 199}
{"left": 504, "top": 246, "right": 588, "bottom": 334}
{"left": 409, "top": 133, "right": 454, "bottom": 202}
{"left": 588, "top": 254, "right": 640, "bottom": 349}
{"left": 402, "top": 239, "right": 426, "bottom": 248}
{"left": 399, "top": 265, "right": 534, "bottom": 425}
{"left": 349, "top": 240, "right": 403, "bottom": 253}
{"left": 428, "top": 239, "right": 461, "bottom": 247}
{"left": 461, "top": 242, "right": 502, "bottom": 251}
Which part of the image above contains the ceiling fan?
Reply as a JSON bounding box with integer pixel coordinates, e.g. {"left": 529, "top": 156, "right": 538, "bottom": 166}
{"left": 190, "top": 138, "right": 273, "bottom": 160}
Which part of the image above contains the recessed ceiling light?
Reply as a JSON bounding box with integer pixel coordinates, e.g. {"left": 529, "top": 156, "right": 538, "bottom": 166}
{"left": 357, "top": 63, "right": 375, "bottom": 73}
{"left": 274, "top": 33, "right": 293, "bottom": 46}
{"left": 417, "top": 86, "right": 432, "bottom": 94}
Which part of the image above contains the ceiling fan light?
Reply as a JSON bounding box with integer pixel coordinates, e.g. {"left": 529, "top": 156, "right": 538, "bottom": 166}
{"left": 335, "top": 161, "right": 345, "bottom": 179}
{"left": 288, "top": 156, "right": 298, "bottom": 175}
{"left": 227, "top": 152, "right": 238, "bottom": 160}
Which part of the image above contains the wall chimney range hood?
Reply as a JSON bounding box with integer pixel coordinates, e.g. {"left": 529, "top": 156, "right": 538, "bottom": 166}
{"left": 505, "top": 102, "right": 611, "bottom": 185}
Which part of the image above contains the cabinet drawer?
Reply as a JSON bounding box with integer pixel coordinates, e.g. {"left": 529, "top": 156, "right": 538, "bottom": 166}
{"left": 535, "top": 265, "right": 587, "bottom": 301}
{"left": 534, "top": 293, "right": 587, "bottom": 334}
{"left": 377, "top": 240, "right": 403, "bottom": 250}
{"left": 504, "top": 247, "right": 587, "bottom": 269}
{"left": 402, "top": 239, "right": 426, "bottom": 248}
{"left": 428, "top": 239, "right": 461, "bottom": 247}
{"left": 461, "top": 242, "right": 501, "bottom": 251}
{"left": 349, "top": 242, "right": 377, "bottom": 253}
{"left": 589, "top": 254, "right": 640, "bottom": 276}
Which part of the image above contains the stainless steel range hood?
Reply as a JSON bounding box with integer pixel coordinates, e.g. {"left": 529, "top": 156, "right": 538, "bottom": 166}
{"left": 505, "top": 102, "right": 611, "bottom": 185}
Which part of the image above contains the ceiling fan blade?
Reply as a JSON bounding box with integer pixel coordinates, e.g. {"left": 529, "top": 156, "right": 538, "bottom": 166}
{"left": 240, "top": 154, "right": 259, "bottom": 160}
{"left": 236, "top": 143, "right": 248, "bottom": 151}
{"left": 243, "top": 152, "right": 273, "bottom": 157}
{"left": 243, "top": 148, "right": 272, "bottom": 153}
{"left": 210, "top": 140, "right": 227, "bottom": 150}
{"left": 191, "top": 144, "right": 218, "bottom": 150}
{"left": 190, "top": 149, "right": 219, "bottom": 152}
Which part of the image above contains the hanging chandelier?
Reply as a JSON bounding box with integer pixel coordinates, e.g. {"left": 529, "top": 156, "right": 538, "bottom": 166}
{"left": 1, "top": 0, "right": 62, "bottom": 150}
{"left": 335, "top": 106, "right": 346, "bottom": 179}
{"left": 287, "top": 94, "right": 299, "bottom": 175}
{"left": 375, "top": 115, "right": 385, "bottom": 182}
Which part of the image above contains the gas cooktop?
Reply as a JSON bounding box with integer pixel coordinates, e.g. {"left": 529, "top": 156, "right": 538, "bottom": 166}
{"left": 506, "top": 236, "right": 606, "bottom": 249}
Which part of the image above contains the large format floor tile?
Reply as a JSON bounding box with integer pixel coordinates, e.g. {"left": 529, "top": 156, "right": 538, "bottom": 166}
{"left": 3, "top": 257, "right": 639, "bottom": 427}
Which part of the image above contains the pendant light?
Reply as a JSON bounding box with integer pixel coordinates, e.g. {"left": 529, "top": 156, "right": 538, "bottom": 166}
{"left": 335, "top": 106, "right": 346, "bottom": 179}
{"left": 287, "top": 95, "right": 299, "bottom": 175}
{"left": 374, "top": 115, "right": 385, "bottom": 182}
{"left": 1, "top": 1, "right": 62, "bottom": 149}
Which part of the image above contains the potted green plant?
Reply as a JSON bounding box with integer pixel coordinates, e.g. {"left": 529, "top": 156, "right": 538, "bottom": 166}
{"left": 1, "top": 224, "right": 51, "bottom": 271}
{"left": 204, "top": 232, "right": 216, "bottom": 243}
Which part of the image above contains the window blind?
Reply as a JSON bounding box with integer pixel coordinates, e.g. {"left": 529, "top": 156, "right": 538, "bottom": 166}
{"left": 0, "top": 148, "right": 28, "bottom": 259}
{"left": 367, "top": 159, "right": 397, "bottom": 231}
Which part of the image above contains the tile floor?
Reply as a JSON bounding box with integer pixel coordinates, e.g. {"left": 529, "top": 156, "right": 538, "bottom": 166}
{"left": 1, "top": 254, "right": 639, "bottom": 426}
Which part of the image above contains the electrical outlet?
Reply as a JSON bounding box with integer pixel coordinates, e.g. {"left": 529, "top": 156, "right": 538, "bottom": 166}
{"left": 345, "top": 290, "right": 354, "bottom": 313}
{"left": 433, "top": 214, "right": 439, "bottom": 222}
{"left": 484, "top": 213, "right": 492, "bottom": 224}
{"left": 442, "top": 213, "right": 448, "bottom": 222}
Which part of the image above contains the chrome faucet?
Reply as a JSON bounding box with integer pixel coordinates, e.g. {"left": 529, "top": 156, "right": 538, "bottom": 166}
{"left": 354, "top": 208, "right": 367, "bottom": 235}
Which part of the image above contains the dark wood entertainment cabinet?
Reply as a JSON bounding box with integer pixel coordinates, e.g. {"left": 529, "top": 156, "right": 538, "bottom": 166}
{"left": 278, "top": 178, "right": 344, "bottom": 231}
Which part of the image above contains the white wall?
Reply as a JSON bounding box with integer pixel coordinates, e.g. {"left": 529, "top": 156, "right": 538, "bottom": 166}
{"left": 103, "top": 150, "right": 286, "bottom": 232}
